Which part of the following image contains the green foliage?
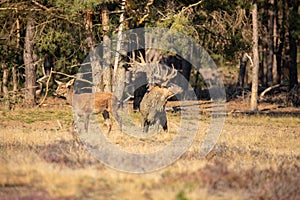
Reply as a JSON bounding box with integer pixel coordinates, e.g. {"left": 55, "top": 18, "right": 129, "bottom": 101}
{"left": 53, "top": 0, "right": 118, "bottom": 12}
{"left": 0, "top": 0, "right": 298, "bottom": 94}
{"left": 176, "top": 191, "right": 189, "bottom": 200}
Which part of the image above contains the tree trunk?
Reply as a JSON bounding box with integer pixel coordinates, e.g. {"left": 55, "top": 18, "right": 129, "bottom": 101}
{"left": 2, "top": 63, "right": 8, "bottom": 97}
{"left": 251, "top": 0, "right": 259, "bottom": 111}
{"left": 237, "top": 53, "right": 248, "bottom": 88}
{"left": 43, "top": 54, "right": 53, "bottom": 76}
{"left": 275, "top": 6, "right": 285, "bottom": 85}
{"left": 14, "top": 12, "right": 20, "bottom": 93}
{"left": 1, "top": 62, "right": 9, "bottom": 109}
{"left": 267, "top": 0, "right": 275, "bottom": 86}
{"left": 114, "top": 63, "right": 126, "bottom": 108}
{"left": 288, "top": 0, "right": 298, "bottom": 88}
{"left": 102, "top": 4, "right": 112, "bottom": 92}
{"left": 84, "top": 9, "right": 101, "bottom": 92}
{"left": 258, "top": 40, "right": 265, "bottom": 86}
{"left": 274, "top": 0, "right": 284, "bottom": 84}
{"left": 262, "top": 44, "right": 268, "bottom": 87}
{"left": 272, "top": 0, "right": 278, "bottom": 84}
{"left": 12, "top": 66, "right": 17, "bottom": 92}
{"left": 24, "top": 19, "right": 37, "bottom": 106}
{"left": 288, "top": 32, "right": 298, "bottom": 88}
{"left": 113, "top": 0, "right": 126, "bottom": 84}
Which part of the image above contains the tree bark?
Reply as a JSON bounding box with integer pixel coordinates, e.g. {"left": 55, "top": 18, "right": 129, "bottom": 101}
{"left": 14, "top": 12, "right": 20, "bottom": 93}
{"left": 84, "top": 9, "right": 101, "bottom": 93}
{"left": 288, "top": 0, "right": 298, "bottom": 88}
{"left": 275, "top": 3, "right": 285, "bottom": 85}
{"left": 1, "top": 62, "right": 9, "bottom": 109}
{"left": 258, "top": 39, "right": 265, "bottom": 86}
{"left": 113, "top": 0, "right": 126, "bottom": 83}
{"left": 267, "top": 0, "right": 275, "bottom": 86}
{"left": 2, "top": 63, "right": 8, "bottom": 97}
{"left": 102, "top": 4, "right": 112, "bottom": 92}
{"left": 237, "top": 53, "right": 248, "bottom": 88}
{"left": 288, "top": 32, "right": 298, "bottom": 88}
{"left": 12, "top": 66, "right": 17, "bottom": 92}
{"left": 251, "top": 0, "right": 260, "bottom": 111}
{"left": 272, "top": 0, "right": 278, "bottom": 84}
{"left": 24, "top": 18, "right": 37, "bottom": 106}
{"left": 114, "top": 63, "right": 126, "bottom": 108}
{"left": 262, "top": 43, "right": 268, "bottom": 87}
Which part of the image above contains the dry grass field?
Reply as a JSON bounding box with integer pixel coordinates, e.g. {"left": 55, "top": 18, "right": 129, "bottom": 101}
{"left": 0, "top": 100, "right": 300, "bottom": 200}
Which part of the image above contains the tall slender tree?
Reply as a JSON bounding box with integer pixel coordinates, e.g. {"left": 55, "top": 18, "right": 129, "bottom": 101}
{"left": 251, "top": 0, "right": 260, "bottom": 111}
{"left": 24, "top": 18, "right": 37, "bottom": 106}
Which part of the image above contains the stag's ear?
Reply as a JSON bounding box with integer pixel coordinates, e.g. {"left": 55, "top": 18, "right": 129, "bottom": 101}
{"left": 66, "top": 79, "right": 75, "bottom": 87}
{"left": 168, "top": 83, "right": 183, "bottom": 96}
{"left": 55, "top": 80, "right": 62, "bottom": 85}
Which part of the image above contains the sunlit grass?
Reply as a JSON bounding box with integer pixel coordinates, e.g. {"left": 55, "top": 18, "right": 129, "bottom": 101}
{"left": 0, "top": 106, "right": 299, "bottom": 199}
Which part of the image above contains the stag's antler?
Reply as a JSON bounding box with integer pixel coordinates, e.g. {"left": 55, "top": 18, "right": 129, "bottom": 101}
{"left": 127, "top": 51, "right": 179, "bottom": 91}
{"left": 127, "top": 51, "right": 147, "bottom": 73}
{"left": 160, "top": 64, "right": 177, "bottom": 88}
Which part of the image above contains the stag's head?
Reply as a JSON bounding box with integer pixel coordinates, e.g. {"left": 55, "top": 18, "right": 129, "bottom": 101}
{"left": 128, "top": 51, "right": 182, "bottom": 97}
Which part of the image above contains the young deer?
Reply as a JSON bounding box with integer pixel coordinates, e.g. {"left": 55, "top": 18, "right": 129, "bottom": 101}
{"left": 54, "top": 79, "right": 114, "bottom": 134}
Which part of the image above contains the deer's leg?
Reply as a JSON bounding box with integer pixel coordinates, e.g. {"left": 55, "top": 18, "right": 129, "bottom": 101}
{"left": 105, "top": 118, "right": 112, "bottom": 134}
{"left": 84, "top": 114, "right": 90, "bottom": 132}
{"left": 73, "top": 113, "right": 81, "bottom": 132}
{"left": 143, "top": 119, "right": 150, "bottom": 132}
{"left": 160, "top": 111, "right": 168, "bottom": 132}
{"left": 102, "top": 110, "right": 112, "bottom": 134}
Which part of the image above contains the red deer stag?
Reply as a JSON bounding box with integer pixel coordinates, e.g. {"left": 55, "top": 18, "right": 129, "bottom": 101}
{"left": 138, "top": 65, "right": 182, "bottom": 132}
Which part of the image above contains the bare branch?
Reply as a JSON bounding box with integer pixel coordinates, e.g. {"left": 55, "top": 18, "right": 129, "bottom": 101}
{"left": 180, "top": 0, "right": 203, "bottom": 14}
{"left": 31, "top": 0, "right": 50, "bottom": 12}
{"left": 38, "top": 68, "right": 53, "bottom": 106}
{"left": 245, "top": 53, "right": 253, "bottom": 67}
{"left": 138, "top": 0, "right": 154, "bottom": 24}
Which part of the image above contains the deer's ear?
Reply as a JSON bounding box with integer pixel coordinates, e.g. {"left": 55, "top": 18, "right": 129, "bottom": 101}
{"left": 55, "top": 80, "right": 62, "bottom": 85}
{"left": 66, "top": 79, "right": 75, "bottom": 87}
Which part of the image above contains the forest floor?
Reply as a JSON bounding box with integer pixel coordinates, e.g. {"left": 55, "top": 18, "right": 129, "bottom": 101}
{"left": 0, "top": 97, "right": 300, "bottom": 200}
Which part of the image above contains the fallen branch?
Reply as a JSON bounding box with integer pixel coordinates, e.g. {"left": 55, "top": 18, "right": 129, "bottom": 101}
{"left": 259, "top": 84, "right": 280, "bottom": 100}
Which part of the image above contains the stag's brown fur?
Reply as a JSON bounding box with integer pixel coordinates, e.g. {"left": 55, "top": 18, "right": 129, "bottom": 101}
{"left": 140, "top": 86, "right": 176, "bottom": 132}
{"left": 55, "top": 79, "right": 114, "bottom": 133}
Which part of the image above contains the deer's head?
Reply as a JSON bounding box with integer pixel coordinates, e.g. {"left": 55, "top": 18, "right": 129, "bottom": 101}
{"left": 54, "top": 79, "right": 74, "bottom": 103}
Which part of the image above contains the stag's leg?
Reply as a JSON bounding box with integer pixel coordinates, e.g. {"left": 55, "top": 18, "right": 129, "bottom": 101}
{"left": 159, "top": 111, "right": 168, "bottom": 132}
{"left": 162, "top": 122, "right": 168, "bottom": 132}
{"left": 102, "top": 110, "right": 112, "bottom": 134}
{"left": 152, "top": 119, "right": 161, "bottom": 133}
{"left": 142, "top": 118, "right": 150, "bottom": 132}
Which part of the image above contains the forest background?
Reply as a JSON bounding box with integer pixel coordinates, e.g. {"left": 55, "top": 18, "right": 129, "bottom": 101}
{"left": 0, "top": 0, "right": 299, "bottom": 109}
